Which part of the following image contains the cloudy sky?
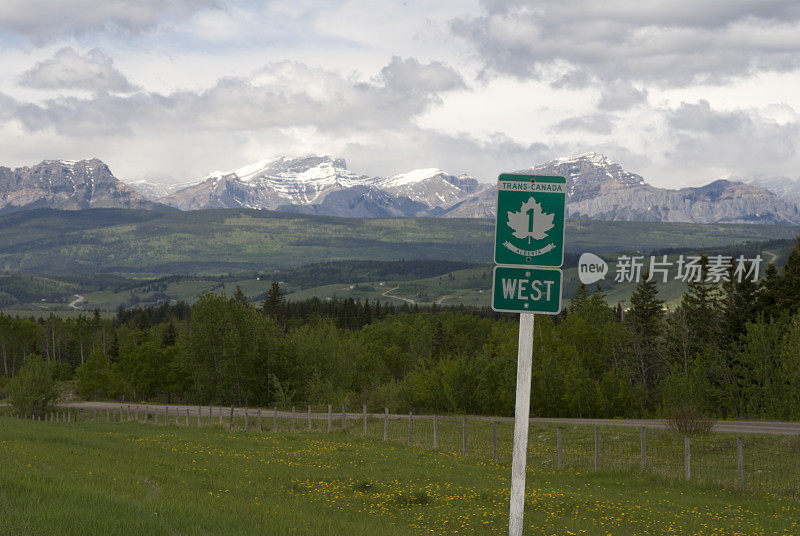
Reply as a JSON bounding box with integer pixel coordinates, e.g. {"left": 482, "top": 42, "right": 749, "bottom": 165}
{"left": 1, "top": 0, "right": 799, "bottom": 187}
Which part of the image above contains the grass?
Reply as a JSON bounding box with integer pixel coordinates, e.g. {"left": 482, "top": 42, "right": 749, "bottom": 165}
{"left": 1, "top": 411, "right": 799, "bottom": 535}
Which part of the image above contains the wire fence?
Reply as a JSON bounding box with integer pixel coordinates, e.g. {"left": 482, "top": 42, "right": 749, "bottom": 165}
{"left": 4, "top": 404, "right": 800, "bottom": 498}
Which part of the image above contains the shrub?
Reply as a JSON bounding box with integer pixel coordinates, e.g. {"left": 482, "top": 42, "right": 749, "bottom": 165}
{"left": 665, "top": 404, "right": 714, "bottom": 434}
{"left": 8, "top": 355, "right": 60, "bottom": 418}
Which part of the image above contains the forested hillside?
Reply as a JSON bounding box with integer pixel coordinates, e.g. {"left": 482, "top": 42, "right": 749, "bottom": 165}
{"left": 0, "top": 208, "right": 796, "bottom": 275}
{"left": 4, "top": 237, "right": 800, "bottom": 420}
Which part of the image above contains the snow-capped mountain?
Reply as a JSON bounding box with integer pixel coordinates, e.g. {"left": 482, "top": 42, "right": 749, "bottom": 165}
{"left": 745, "top": 176, "right": 800, "bottom": 204}
{"left": 375, "top": 168, "right": 483, "bottom": 212}
{"left": 0, "top": 159, "right": 166, "bottom": 213}
{"left": 443, "top": 152, "right": 800, "bottom": 224}
{"left": 159, "top": 156, "right": 483, "bottom": 217}
{"left": 128, "top": 177, "right": 196, "bottom": 201}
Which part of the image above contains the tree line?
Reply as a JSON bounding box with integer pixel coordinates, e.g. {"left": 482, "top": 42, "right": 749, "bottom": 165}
{"left": 4, "top": 239, "right": 800, "bottom": 420}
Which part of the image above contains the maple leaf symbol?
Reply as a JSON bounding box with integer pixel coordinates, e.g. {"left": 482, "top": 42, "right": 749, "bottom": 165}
{"left": 507, "top": 198, "right": 554, "bottom": 243}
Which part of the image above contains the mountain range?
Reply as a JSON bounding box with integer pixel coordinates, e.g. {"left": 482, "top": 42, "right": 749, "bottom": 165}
{"left": 2, "top": 153, "right": 799, "bottom": 225}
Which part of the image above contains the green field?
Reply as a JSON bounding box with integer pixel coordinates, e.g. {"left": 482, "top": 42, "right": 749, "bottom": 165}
{"left": 0, "top": 208, "right": 796, "bottom": 276}
{"left": 1, "top": 415, "right": 798, "bottom": 535}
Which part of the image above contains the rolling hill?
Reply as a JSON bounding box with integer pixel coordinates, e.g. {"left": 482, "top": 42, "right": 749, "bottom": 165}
{"left": 0, "top": 207, "right": 795, "bottom": 278}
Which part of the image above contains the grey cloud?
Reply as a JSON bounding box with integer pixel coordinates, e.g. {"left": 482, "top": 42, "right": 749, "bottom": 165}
{"left": 667, "top": 100, "right": 746, "bottom": 134}
{"left": 20, "top": 48, "right": 135, "bottom": 92}
{"left": 453, "top": 0, "right": 800, "bottom": 86}
{"left": 664, "top": 100, "right": 799, "bottom": 173}
{"left": 553, "top": 114, "right": 615, "bottom": 135}
{"left": 0, "top": 0, "right": 218, "bottom": 41}
{"left": 598, "top": 82, "right": 647, "bottom": 111}
{"left": 378, "top": 56, "right": 466, "bottom": 94}
{"left": 9, "top": 58, "right": 465, "bottom": 137}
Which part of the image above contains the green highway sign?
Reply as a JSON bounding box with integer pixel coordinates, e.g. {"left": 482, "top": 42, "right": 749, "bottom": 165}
{"left": 491, "top": 265, "right": 562, "bottom": 314}
{"left": 494, "top": 174, "right": 566, "bottom": 267}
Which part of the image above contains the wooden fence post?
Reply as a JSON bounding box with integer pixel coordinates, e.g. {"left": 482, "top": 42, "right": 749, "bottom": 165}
{"left": 462, "top": 416, "right": 467, "bottom": 455}
{"left": 684, "top": 436, "right": 691, "bottom": 480}
{"left": 307, "top": 405, "right": 312, "bottom": 430}
{"left": 219, "top": 407, "right": 224, "bottom": 427}
{"left": 186, "top": 408, "right": 189, "bottom": 425}
{"left": 493, "top": 421, "right": 498, "bottom": 461}
{"left": 198, "top": 406, "right": 201, "bottom": 427}
{"left": 342, "top": 404, "right": 346, "bottom": 430}
{"left": 557, "top": 427, "right": 562, "bottom": 469}
{"left": 273, "top": 406, "right": 278, "bottom": 432}
{"left": 363, "top": 404, "right": 367, "bottom": 436}
{"left": 291, "top": 406, "right": 296, "bottom": 432}
{"left": 229, "top": 405, "right": 234, "bottom": 431}
{"left": 408, "top": 412, "right": 413, "bottom": 445}
{"left": 106, "top": 408, "right": 110, "bottom": 423}
{"left": 383, "top": 407, "right": 388, "bottom": 441}
{"left": 594, "top": 427, "right": 599, "bottom": 471}
{"left": 737, "top": 437, "right": 744, "bottom": 488}
{"left": 327, "top": 404, "right": 332, "bottom": 432}
{"left": 244, "top": 409, "right": 248, "bottom": 431}
{"left": 433, "top": 415, "right": 438, "bottom": 449}
{"left": 209, "top": 405, "right": 212, "bottom": 423}
{"left": 640, "top": 427, "right": 646, "bottom": 470}
{"left": 258, "top": 408, "right": 262, "bottom": 432}
{"left": 164, "top": 406, "right": 167, "bottom": 425}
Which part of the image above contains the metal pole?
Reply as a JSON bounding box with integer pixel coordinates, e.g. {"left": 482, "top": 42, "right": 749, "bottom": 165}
{"left": 684, "top": 436, "right": 691, "bottom": 480}
{"left": 342, "top": 403, "right": 346, "bottom": 430}
{"left": 737, "top": 437, "right": 744, "bottom": 488}
{"left": 307, "top": 405, "right": 312, "bottom": 430}
{"left": 363, "top": 404, "right": 367, "bottom": 436}
{"left": 509, "top": 312, "right": 534, "bottom": 536}
{"left": 462, "top": 416, "right": 467, "bottom": 455}
{"left": 493, "top": 421, "right": 498, "bottom": 461}
{"left": 198, "top": 406, "right": 202, "bottom": 427}
{"left": 229, "top": 405, "right": 234, "bottom": 431}
{"left": 433, "top": 415, "right": 438, "bottom": 449}
{"left": 408, "top": 412, "right": 413, "bottom": 445}
{"left": 291, "top": 406, "right": 295, "bottom": 432}
{"left": 556, "top": 427, "right": 562, "bottom": 469}
{"left": 273, "top": 406, "right": 277, "bottom": 432}
{"left": 640, "top": 427, "right": 646, "bottom": 470}
{"left": 594, "top": 427, "right": 599, "bottom": 471}
{"left": 383, "top": 407, "right": 388, "bottom": 441}
{"left": 327, "top": 404, "right": 332, "bottom": 432}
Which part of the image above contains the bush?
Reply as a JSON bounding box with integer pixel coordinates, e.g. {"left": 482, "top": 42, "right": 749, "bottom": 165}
{"left": 665, "top": 404, "right": 714, "bottom": 434}
{"left": 8, "top": 355, "right": 60, "bottom": 418}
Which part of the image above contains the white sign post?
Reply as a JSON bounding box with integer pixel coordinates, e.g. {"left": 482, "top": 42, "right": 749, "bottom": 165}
{"left": 492, "top": 173, "right": 566, "bottom": 536}
{"left": 508, "top": 312, "right": 534, "bottom": 536}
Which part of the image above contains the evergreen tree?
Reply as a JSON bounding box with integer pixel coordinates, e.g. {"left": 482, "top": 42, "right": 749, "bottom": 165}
{"left": 719, "top": 263, "right": 758, "bottom": 344}
{"left": 161, "top": 321, "right": 177, "bottom": 348}
{"left": 569, "top": 283, "right": 589, "bottom": 312}
{"left": 680, "top": 254, "right": 721, "bottom": 352}
{"left": 775, "top": 234, "right": 800, "bottom": 314}
{"left": 232, "top": 286, "right": 248, "bottom": 305}
{"left": 757, "top": 262, "right": 781, "bottom": 318}
{"left": 262, "top": 282, "right": 285, "bottom": 319}
{"left": 625, "top": 272, "right": 664, "bottom": 393}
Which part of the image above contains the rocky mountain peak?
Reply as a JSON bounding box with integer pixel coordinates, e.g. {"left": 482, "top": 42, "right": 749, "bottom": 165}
{"left": 0, "top": 158, "right": 164, "bottom": 213}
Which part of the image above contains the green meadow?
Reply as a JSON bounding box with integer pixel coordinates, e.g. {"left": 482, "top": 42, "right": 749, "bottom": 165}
{"left": 1, "top": 416, "right": 798, "bottom": 535}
